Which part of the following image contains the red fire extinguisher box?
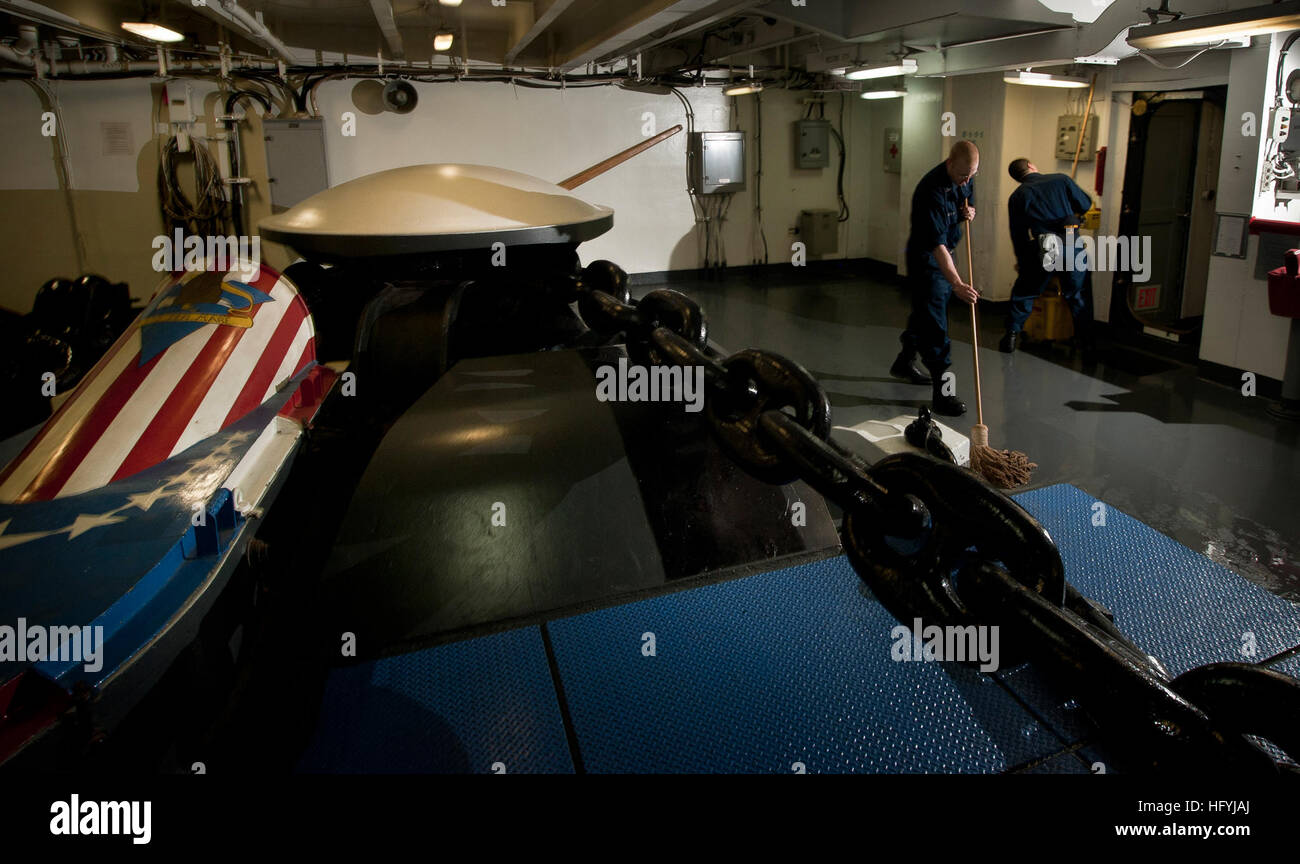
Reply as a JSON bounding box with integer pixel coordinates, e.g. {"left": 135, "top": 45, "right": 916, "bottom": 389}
{"left": 1268, "top": 249, "right": 1300, "bottom": 319}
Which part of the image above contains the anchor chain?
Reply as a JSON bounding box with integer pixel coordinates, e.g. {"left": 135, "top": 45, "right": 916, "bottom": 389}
{"left": 567, "top": 259, "right": 1300, "bottom": 774}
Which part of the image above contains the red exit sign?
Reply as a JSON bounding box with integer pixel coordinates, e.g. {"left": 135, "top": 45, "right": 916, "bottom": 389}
{"left": 1134, "top": 284, "right": 1160, "bottom": 310}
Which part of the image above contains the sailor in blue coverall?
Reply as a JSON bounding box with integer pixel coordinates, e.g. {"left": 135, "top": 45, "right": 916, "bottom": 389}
{"left": 1000, "top": 157, "right": 1096, "bottom": 356}
{"left": 891, "top": 140, "right": 980, "bottom": 417}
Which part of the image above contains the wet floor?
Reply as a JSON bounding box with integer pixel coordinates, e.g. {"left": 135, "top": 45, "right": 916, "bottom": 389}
{"left": 634, "top": 265, "right": 1300, "bottom": 605}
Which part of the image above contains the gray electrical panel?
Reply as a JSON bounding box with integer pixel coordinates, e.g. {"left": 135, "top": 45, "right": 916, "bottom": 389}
{"left": 263, "top": 118, "right": 328, "bottom": 210}
{"left": 796, "top": 119, "right": 830, "bottom": 169}
{"left": 799, "top": 209, "right": 839, "bottom": 257}
{"left": 689, "top": 131, "right": 745, "bottom": 194}
{"left": 1055, "top": 114, "right": 1098, "bottom": 161}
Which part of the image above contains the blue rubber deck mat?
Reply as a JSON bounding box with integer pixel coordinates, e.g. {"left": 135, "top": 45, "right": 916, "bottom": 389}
{"left": 298, "top": 483, "right": 1300, "bottom": 773}
{"left": 546, "top": 555, "right": 1064, "bottom": 773}
{"left": 297, "top": 626, "right": 574, "bottom": 773}
{"left": 994, "top": 484, "right": 1300, "bottom": 759}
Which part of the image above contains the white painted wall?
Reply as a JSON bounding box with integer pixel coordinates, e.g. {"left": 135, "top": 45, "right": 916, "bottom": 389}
{"left": 943, "top": 73, "right": 1006, "bottom": 298}
{"left": 898, "top": 77, "right": 944, "bottom": 277}
{"left": 1200, "top": 36, "right": 1291, "bottom": 380}
{"left": 865, "top": 99, "right": 904, "bottom": 265}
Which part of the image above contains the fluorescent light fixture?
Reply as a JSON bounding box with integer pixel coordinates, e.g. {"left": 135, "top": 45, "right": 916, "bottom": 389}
{"left": 121, "top": 21, "right": 184, "bottom": 42}
{"left": 861, "top": 88, "right": 906, "bottom": 100}
{"left": 439, "top": 0, "right": 463, "bottom": 5}
{"left": 1003, "top": 70, "right": 1089, "bottom": 88}
{"left": 1127, "top": 0, "right": 1300, "bottom": 50}
{"left": 844, "top": 58, "right": 917, "bottom": 80}
{"left": 724, "top": 81, "right": 762, "bottom": 96}
{"left": 434, "top": 31, "right": 454, "bottom": 51}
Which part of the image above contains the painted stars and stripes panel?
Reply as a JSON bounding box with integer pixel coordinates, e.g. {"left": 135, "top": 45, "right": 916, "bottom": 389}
{"left": 0, "top": 264, "right": 316, "bottom": 503}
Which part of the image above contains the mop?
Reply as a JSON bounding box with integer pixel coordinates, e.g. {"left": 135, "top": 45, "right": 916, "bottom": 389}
{"left": 963, "top": 205, "right": 1037, "bottom": 488}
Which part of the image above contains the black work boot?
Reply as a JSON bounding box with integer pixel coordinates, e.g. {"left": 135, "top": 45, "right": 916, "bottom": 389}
{"left": 931, "top": 380, "right": 966, "bottom": 417}
{"left": 999, "top": 330, "right": 1018, "bottom": 353}
{"left": 890, "top": 349, "right": 932, "bottom": 384}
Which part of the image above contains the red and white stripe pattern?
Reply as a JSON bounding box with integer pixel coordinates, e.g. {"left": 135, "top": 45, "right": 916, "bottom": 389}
{"left": 0, "top": 264, "right": 316, "bottom": 503}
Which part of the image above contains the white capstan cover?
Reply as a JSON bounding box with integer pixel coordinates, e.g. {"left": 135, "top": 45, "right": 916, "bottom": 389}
{"left": 259, "top": 163, "right": 614, "bottom": 258}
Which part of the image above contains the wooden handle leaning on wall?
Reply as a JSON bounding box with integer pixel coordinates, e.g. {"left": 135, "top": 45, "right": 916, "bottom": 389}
{"left": 558, "top": 125, "right": 684, "bottom": 190}
{"left": 1071, "top": 74, "right": 1098, "bottom": 181}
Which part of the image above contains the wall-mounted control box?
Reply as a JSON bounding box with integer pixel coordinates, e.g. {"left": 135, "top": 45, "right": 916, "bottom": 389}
{"left": 689, "top": 131, "right": 745, "bottom": 194}
{"left": 1055, "top": 114, "right": 1098, "bottom": 161}
{"left": 796, "top": 119, "right": 830, "bottom": 169}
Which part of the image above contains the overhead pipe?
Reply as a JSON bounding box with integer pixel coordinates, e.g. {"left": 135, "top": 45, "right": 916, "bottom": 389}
{"left": 0, "top": 45, "right": 274, "bottom": 76}
{"left": 217, "top": 0, "right": 296, "bottom": 63}
{"left": 176, "top": 0, "right": 296, "bottom": 64}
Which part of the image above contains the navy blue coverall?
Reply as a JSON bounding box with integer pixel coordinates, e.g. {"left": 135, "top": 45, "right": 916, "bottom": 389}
{"left": 1006, "top": 172, "right": 1095, "bottom": 336}
{"left": 901, "top": 161, "right": 974, "bottom": 378}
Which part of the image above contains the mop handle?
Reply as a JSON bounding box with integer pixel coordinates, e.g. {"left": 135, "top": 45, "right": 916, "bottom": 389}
{"left": 964, "top": 200, "right": 983, "bottom": 427}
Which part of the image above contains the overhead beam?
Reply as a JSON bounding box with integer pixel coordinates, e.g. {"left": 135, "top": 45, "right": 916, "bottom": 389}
{"left": 912, "top": 0, "right": 1246, "bottom": 76}
{"left": 504, "top": 0, "right": 581, "bottom": 66}
{"left": 555, "top": 0, "right": 762, "bottom": 72}
{"left": 368, "top": 0, "right": 404, "bottom": 60}
{"left": 177, "top": 0, "right": 298, "bottom": 63}
{"left": 597, "top": 0, "right": 759, "bottom": 67}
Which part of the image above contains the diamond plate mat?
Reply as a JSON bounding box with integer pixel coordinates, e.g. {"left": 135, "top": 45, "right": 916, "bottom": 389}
{"left": 297, "top": 626, "right": 574, "bottom": 773}
{"left": 1001, "top": 483, "right": 1300, "bottom": 759}
{"left": 292, "top": 484, "right": 1299, "bottom": 773}
{"left": 546, "top": 555, "right": 1063, "bottom": 773}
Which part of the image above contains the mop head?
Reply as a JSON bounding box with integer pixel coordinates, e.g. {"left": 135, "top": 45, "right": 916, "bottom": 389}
{"left": 968, "top": 424, "right": 1036, "bottom": 489}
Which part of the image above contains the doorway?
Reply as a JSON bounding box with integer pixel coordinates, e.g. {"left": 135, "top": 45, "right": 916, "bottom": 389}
{"left": 1111, "top": 87, "right": 1226, "bottom": 352}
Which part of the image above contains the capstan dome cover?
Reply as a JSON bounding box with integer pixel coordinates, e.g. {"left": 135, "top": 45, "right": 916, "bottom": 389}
{"left": 259, "top": 163, "right": 614, "bottom": 260}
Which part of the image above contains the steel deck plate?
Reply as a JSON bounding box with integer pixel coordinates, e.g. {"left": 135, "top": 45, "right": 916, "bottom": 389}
{"left": 546, "top": 556, "right": 1062, "bottom": 773}
{"left": 1000, "top": 484, "right": 1300, "bottom": 758}
{"left": 298, "top": 626, "right": 573, "bottom": 773}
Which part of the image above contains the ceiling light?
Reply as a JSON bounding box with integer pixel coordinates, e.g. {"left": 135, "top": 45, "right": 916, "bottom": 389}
{"left": 1127, "top": 1, "right": 1300, "bottom": 50}
{"left": 861, "top": 88, "right": 906, "bottom": 100}
{"left": 434, "top": 30, "right": 454, "bottom": 51}
{"left": 439, "top": 0, "right": 463, "bottom": 5}
{"left": 724, "top": 65, "right": 761, "bottom": 96}
{"left": 844, "top": 58, "right": 917, "bottom": 80}
{"left": 121, "top": 21, "right": 184, "bottom": 43}
{"left": 1003, "top": 70, "right": 1089, "bottom": 88}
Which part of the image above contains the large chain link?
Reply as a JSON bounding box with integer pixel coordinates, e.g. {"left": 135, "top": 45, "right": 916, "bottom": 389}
{"left": 567, "top": 260, "right": 1300, "bottom": 774}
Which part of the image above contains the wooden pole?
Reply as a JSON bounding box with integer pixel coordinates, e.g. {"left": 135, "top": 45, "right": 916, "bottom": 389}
{"left": 1071, "top": 73, "right": 1098, "bottom": 180}
{"left": 558, "top": 124, "right": 683, "bottom": 189}
{"left": 965, "top": 204, "right": 983, "bottom": 428}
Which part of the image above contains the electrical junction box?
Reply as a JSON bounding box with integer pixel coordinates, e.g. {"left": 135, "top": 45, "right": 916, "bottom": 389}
{"left": 1055, "top": 114, "right": 1098, "bottom": 161}
{"left": 164, "top": 79, "right": 194, "bottom": 125}
{"left": 689, "top": 131, "right": 745, "bottom": 194}
{"left": 263, "top": 118, "right": 329, "bottom": 211}
{"left": 796, "top": 119, "right": 830, "bottom": 169}
{"left": 799, "top": 209, "right": 839, "bottom": 257}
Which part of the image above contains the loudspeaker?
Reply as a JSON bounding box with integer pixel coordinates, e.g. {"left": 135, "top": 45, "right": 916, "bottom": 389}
{"left": 381, "top": 80, "right": 418, "bottom": 114}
